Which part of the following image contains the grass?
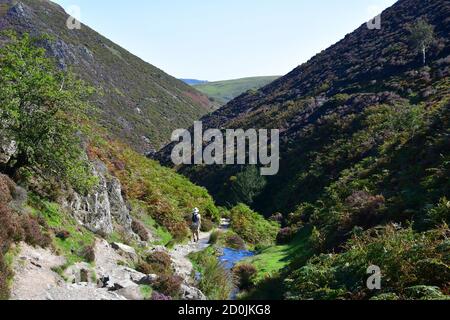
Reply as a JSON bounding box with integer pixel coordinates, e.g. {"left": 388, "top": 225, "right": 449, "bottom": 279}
{"left": 193, "top": 76, "right": 279, "bottom": 105}
{"left": 140, "top": 285, "right": 153, "bottom": 300}
{"left": 29, "top": 198, "right": 96, "bottom": 269}
{"left": 242, "top": 227, "right": 312, "bottom": 283}
{"left": 189, "top": 247, "right": 234, "bottom": 300}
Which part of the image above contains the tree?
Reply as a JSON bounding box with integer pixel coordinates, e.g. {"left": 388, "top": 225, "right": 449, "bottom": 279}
{"left": 230, "top": 165, "right": 266, "bottom": 206}
{"left": 408, "top": 19, "right": 435, "bottom": 65}
{"left": 0, "top": 31, "right": 96, "bottom": 194}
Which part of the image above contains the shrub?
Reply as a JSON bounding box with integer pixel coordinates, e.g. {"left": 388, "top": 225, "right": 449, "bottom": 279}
{"left": 233, "top": 264, "right": 257, "bottom": 290}
{"left": 229, "top": 204, "right": 279, "bottom": 245}
{"left": 201, "top": 218, "right": 214, "bottom": 232}
{"left": 285, "top": 225, "right": 450, "bottom": 300}
{"left": 151, "top": 291, "right": 172, "bottom": 300}
{"left": 80, "top": 245, "right": 96, "bottom": 263}
{"left": 138, "top": 251, "right": 173, "bottom": 276}
{"left": 209, "top": 230, "right": 222, "bottom": 245}
{"left": 131, "top": 219, "right": 149, "bottom": 242}
{"left": 153, "top": 274, "right": 183, "bottom": 298}
{"left": 190, "top": 249, "right": 234, "bottom": 300}
{"left": 225, "top": 233, "right": 246, "bottom": 250}
{"left": 276, "top": 227, "right": 296, "bottom": 245}
{"left": 19, "top": 215, "right": 52, "bottom": 248}
{"left": 55, "top": 230, "right": 71, "bottom": 240}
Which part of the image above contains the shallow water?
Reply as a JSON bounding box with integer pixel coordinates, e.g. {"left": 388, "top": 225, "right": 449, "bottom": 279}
{"left": 219, "top": 248, "right": 255, "bottom": 270}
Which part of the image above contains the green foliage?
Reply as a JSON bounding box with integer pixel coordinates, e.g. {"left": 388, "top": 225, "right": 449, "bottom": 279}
{"left": 230, "top": 166, "right": 267, "bottom": 206}
{"left": 407, "top": 19, "right": 435, "bottom": 64}
{"left": 229, "top": 204, "right": 279, "bottom": 245}
{"left": 87, "top": 137, "right": 219, "bottom": 242}
{"left": 189, "top": 247, "right": 235, "bottom": 300}
{"left": 193, "top": 76, "right": 279, "bottom": 105}
{"left": 0, "top": 32, "right": 96, "bottom": 194}
{"left": 285, "top": 225, "right": 450, "bottom": 300}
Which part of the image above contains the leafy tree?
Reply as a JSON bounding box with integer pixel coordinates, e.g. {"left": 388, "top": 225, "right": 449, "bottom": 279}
{"left": 408, "top": 19, "right": 435, "bottom": 65}
{"left": 0, "top": 32, "right": 96, "bottom": 194}
{"left": 230, "top": 165, "right": 266, "bottom": 206}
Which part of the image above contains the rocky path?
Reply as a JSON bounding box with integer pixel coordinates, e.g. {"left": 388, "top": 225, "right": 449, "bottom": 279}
{"left": 170, "top": 231, "right": 212, "bottom": 283}
{"left": 169, "top": 218, "right": 231, "bottom": 283}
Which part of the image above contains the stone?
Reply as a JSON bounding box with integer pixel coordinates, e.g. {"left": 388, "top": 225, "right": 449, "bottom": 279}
{"left": 66, "top": 160, "right": 135, "bottom": 237}
{"left": 180, "top": 284, "right": 207, "bottom": 301}
{"left": 116, "top": 285, "right": 144, "bottom": 300}
{"left": 111, "top": 243, "right": 138, "bottom": 264}
{"left": 0, "top": 138, "right": 17, "bottom": 164}
{"left": 136, "top": 274, "right": 158, "bottom": 286}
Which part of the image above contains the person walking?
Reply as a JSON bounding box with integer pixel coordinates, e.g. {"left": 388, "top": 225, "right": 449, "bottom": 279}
{"left": 191, "top": 208, "right": 201, "bottom": 243}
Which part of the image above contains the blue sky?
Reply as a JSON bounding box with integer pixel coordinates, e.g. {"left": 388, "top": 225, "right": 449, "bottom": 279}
{"left": 53, "top": 0, "right": 397, "bottom": 81}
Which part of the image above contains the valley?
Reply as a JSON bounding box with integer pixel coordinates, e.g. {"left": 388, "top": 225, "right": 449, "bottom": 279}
{"left": 0, "top": 0, "right": 449, "bottom": 302}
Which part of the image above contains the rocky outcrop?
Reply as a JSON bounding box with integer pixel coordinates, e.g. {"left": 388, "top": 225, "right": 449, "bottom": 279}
{"left": 0, "top": 136, "right": 17, "bottom": 164}
{"left": 66, "top": 161, "right": 134, "bottom": 236}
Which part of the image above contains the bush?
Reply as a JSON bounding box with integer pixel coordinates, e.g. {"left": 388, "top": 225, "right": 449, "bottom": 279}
{"left": 55, "top": 230, "right": 71, "bottom": 240}
{"left": 209, "top": 230, "right": 222, "bottom": 245}
{"left": 153, "top": 274, "right": 183, "bottom": 299}
{"left": 131, "top": 219, "right": 149, "bottom": 242}
{"left": 285, "top": 225, "right": 450, "bottom": 300}
{"left": 80, "top": 245, "right": 96, "bottom": 263}
{"left": 201, "top": 218, "right": 214, "bottom": 232}
{"left": 225, "top": 233, "right": 246, "bottom": 250}
{"left": 151, "top": 291, "right": 172, "bottom": 300}
{"left": 233, "top": 264, "right": 257, "bottom": 290}
{"left": 229, "top": 204, "right": 279, "bottom": 245}
{"left": 138, "top": 251, "right": 173, "bottom": 276}
{"left": 190, "top": 249, "right": 234, "bottom": 300}
{"left": 276, "top": 227, "right": 296, "bottom": 245}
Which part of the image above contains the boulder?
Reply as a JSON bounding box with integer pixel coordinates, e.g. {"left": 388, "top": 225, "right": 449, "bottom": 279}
{"left": 180, "top": 284, "right": 207, "bottom": 301}
{"left": 116, "top": 285, "right": 144, "bottom": 300}
{"left": 136, "top": 274, "right": 158, "bottom": 286}
{"left": 111, "top": 243, "right": 138, "bottom": 264}
{"left": 0, "top": 138, "right": 17, "bottom": 164}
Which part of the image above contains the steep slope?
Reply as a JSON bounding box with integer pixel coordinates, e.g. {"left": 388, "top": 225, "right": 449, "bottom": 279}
{"left": 0, "top": 0, "right": 215, "bottom": 153}
{"left": 192, "top": 76, "right": 280, "bottom": 105}
{"left": 157, "top": 0, "right": 449, "bottom": 215}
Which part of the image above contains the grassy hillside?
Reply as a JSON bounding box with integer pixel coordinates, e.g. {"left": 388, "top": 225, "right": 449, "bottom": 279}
{"left": 157, "top": 0, "right": 450, "bottom": 300}
{"left": 193, "top": 76, "right": 279, "bottom": 105}
{"left": 0, "top": 0, "right": 215, "bottom": 152}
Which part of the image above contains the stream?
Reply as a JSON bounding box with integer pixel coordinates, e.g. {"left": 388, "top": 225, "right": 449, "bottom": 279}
{"left": 219, "top": 247, "right": 255, "bottom": 299}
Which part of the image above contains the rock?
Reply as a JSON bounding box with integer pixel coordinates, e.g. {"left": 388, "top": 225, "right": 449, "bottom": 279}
{"left": 0, "top": 138, "right": 17, "bottom": 164}
{"left": 63, "top": 262, "right": 92, "bottom": 284}
{"left": 116, "top": 285, "right": 144, "bottom": 300}
{"left": 66, "top": 161, "right": 135, "bottom": 236}
{"left": 180, "top": 284, "right": 207, "bottom": 301}
{"left": 136, "top": 274, "right": 158, "bottom": 286}
{"left": 111, "top": 243, "right": 138, "bottom": 264}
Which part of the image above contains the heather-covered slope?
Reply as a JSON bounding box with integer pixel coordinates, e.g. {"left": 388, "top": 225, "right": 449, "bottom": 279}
{"left": 155, "top": 0, "right": 450, "bottom": 299}
{"left": 157, "top": 0, "right": 449, "bottom": 215}
{"left": 0, "top": 0, "right": 215, "bottom": 153}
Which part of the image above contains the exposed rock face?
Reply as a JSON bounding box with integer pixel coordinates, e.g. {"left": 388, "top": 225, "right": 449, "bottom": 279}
{"left": 66, "top": 161, "right": 133, "bottom": 236}
{"left": 0, "top": 136, "right": 17, "bottom": 164}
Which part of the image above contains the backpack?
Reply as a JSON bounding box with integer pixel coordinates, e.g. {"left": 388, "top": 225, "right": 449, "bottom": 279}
{"left": 192, "top": 213, "right": 199, "bottom": 224}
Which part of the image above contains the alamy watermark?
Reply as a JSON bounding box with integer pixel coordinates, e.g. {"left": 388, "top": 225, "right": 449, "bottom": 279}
{"left": 367, "top": 5, "right": 382, "bottom": 30}
{"left": 170, "top": 122, "right": 280, "bottom": 176}
{"left": 367, "top": 265, "right": 382, "bottom": 290}
{"left": 66, "top": 5, "right": 81, "bottom": 30}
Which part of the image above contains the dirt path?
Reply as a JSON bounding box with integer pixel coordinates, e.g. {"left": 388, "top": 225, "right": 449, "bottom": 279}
{"left": 170, "top": 231, "right": 212, "bottom": 283}
{"left": 169, "top": 219, "right": 231, "bottom": 284}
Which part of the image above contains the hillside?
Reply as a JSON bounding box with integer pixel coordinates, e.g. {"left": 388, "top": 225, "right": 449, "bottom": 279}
{"left": 192, "top": 76, "right": 280, "bottom": 105}
{"left": 156, "top": 0, "right": 450, "bottom": 299}
{"left": 0, "top": 0, "right": 215, "bottom": 153}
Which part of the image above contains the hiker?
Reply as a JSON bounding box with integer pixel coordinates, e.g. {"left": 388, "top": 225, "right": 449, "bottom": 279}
{"left": 191, "top": 208, "right": 201, "bottom": 243}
